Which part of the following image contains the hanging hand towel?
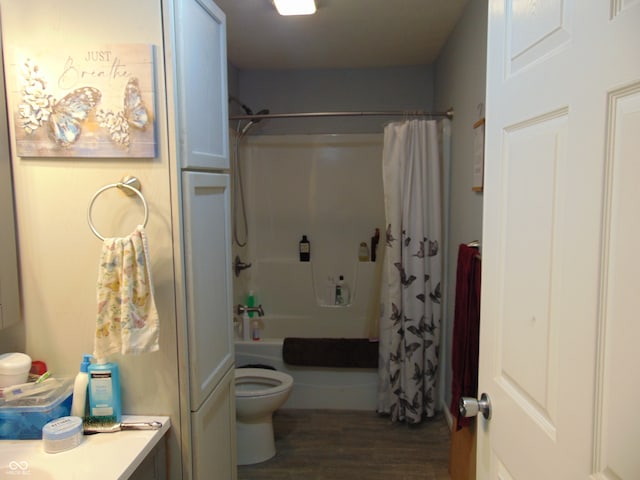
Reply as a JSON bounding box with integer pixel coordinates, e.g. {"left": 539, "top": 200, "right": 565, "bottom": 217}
{"left": 94, "top": 225, "right": 159, "bottom": 361}
{"left": 449, "top": 244, "right": 481, "bottom": 430}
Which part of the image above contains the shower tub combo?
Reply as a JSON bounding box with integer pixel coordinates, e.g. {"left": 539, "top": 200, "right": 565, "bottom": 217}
{"left": 233, "top": 133, "right": 386, "bottom": 411}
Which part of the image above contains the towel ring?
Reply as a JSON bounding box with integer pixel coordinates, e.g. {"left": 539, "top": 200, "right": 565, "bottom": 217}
{"left": 87, "top": 176, "right": 149, "bottom": 241}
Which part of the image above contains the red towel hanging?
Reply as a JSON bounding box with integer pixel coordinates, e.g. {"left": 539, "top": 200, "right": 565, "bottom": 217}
{"left": 450, "top": 243, "right": 482, "bottom": 430}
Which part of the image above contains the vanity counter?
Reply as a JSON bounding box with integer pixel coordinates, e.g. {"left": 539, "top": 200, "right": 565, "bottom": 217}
{"left": 0, "top": 415, "right": 170, "bottom": 479}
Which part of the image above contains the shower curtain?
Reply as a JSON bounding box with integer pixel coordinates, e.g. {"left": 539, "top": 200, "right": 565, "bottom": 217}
{"left": 377, "top": 119, "right": 442, "bottom": 423}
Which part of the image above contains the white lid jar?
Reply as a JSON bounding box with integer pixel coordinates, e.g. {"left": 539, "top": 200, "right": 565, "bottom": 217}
{"left": 0, "top": 352, "right": 32, "bottom": 388}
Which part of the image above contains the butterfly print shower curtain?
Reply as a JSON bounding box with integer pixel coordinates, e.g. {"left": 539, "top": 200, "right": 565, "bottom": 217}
{"left": 377, "top": 119, "right": 443, "bottom": 423}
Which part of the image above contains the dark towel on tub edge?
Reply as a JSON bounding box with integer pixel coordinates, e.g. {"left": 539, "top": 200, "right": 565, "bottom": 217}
{"left": 282, "top": 337, "right": 379, "bottom": 369}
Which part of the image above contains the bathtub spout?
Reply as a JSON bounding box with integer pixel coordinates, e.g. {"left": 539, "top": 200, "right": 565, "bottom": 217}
{"left": 237, "top": 304, "right": 265, "bottom": 317}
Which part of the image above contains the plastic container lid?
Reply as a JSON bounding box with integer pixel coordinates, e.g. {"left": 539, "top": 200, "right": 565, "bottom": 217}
{"left": 42, "top": 416, "right": 83, "bottom": 453}
{"left": 0, "top": 353, "right": 32, "bottom": 388}
{"left": 0, "top": 353, "right": 32, "bottom": 375}
{"left": 0, "top": 377, "right": 73, "bottom": 410}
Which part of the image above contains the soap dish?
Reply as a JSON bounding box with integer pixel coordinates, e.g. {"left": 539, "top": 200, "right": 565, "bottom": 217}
{"left": 42, "top": 416, "right": 83, "bottom": 453}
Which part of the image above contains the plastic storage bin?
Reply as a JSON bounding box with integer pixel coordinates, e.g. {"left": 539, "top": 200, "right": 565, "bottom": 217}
{"left": 0, "top": 377, "right": 73, "bottom": 440}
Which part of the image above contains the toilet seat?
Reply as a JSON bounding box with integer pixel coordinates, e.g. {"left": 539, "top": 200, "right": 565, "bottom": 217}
{"left": 235, "top": 368, "right": 293, "bottom": 398}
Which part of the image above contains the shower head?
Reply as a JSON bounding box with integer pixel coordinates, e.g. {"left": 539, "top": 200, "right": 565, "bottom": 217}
{"left": 239, "top": 109, "right": 270, "bottom": 137}
{"left": 229, "top": 96, "right": 254, "bottom": 116}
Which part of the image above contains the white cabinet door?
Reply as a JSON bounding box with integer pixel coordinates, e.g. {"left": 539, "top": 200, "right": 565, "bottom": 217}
{"left": 182, "top": 171, "right": 234, "bottom": 411}
{"left": 191, "top": 367, "right": 236, "bottom": 480}
{"left": 174, "top": 0, "right": 229, "bottom": 170}
{"left": 479, "top": 1, "right": 640, "bottom": 478}
{"left": 0, "top": 43, "right": 20, "bottom": 330}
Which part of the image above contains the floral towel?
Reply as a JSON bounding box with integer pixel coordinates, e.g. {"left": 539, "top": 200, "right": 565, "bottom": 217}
{"left": 94, "top": 225, "right": 159, "bottom": 361}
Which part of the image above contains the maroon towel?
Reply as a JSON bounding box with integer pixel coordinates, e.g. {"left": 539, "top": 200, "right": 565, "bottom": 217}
{"left": 449, "top": 244, "right": 482, "bottom": 430}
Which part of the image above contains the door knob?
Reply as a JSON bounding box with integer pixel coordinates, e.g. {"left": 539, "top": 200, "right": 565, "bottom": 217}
{"left": 459, "top": 392, "right": 491, "bottom": 420}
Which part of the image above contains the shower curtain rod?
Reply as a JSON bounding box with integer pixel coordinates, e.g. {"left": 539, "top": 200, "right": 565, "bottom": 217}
{"left": 230, "top": 107, "right": 454, "bottom": 121}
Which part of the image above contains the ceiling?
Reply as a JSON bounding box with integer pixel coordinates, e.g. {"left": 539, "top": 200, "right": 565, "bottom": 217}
{"left": 215, "top": 0, "right": 470, "bottom": 70}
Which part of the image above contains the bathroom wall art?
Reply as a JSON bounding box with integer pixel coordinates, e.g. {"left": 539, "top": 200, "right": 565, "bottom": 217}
{"left": 7, "top": 44, "right": 156, "bottom": 158}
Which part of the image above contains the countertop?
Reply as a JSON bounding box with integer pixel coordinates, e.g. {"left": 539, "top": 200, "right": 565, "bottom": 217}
{"left": 0, "top": 415, "right": 170, "bottom": 479}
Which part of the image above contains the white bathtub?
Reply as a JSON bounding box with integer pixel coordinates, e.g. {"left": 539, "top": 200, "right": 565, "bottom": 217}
{"left": 234, "top": 339, "right": 378, "bottom": 411}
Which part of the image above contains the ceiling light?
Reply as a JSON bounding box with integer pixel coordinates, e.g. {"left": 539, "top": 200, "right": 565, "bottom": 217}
{"left": 273, "top": 0, "right": 316, "bottom": 16}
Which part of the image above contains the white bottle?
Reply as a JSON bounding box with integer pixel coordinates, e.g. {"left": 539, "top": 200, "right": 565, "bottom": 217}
{"left": 71, "top": 354, "right": 92, "bottom": 418}
{"left": 251, "top": 319, "right": 261, "bottom": 341}
{"left": 335, "top": 275, "right": 350, "bottom": 306}
{"left": 242, "top": 312, "right": 251, "bottom": 341}
{"left": 340, "top": 277, "right": 351, "bottom": 305}
{"left": 326, "top": 276, "right": 335, "bottom": 305}
{"left": 335, "top": 275, "right": 344, "bottom": 305}
{"left": 342, "top": 279, "right": 350, "bottom": 305}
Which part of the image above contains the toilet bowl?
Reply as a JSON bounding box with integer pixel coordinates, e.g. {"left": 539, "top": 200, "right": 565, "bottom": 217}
{"left": 235, "top": 368, "right": 294, "bottom": 465}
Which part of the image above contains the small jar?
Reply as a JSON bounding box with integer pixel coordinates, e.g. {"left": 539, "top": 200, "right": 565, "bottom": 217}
{"left": 358, "top": 242, "right": 369, "bottom": 261}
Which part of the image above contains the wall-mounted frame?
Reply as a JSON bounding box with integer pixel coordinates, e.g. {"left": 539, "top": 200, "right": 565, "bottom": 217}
{"left": 472, "top": 117, "right": 485, "bottom": 192}
{"left": 6, "top": 44, "right": 156, "bottom": 158}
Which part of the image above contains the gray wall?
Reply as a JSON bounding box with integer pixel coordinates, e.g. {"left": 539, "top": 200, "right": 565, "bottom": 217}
{"left": 234, "top": 65, "right": 435, "bottom": 134}
{"left": 434, "top": 0, "right": 488, "bottom": 413}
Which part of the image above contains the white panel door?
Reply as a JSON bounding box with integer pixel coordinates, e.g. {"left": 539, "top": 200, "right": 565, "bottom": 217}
{"left": 182, "top": 171, "right": 234, "bottom": 411}
{"left": 479, "top": 1, "right": 640, "bottom": 478}
{"left": 174, "top": 0, "right": 229, "bottom": 170}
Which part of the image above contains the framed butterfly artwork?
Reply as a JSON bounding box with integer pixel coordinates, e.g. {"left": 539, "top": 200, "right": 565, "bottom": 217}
{"left": 6, "top": 44, "right": 156, "bottom": 158}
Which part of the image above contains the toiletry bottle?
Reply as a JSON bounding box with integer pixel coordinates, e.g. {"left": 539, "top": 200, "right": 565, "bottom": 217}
{"left": 341, "top": 276, "right": 351, "bottom": 305}
{"left": 242, "top": 311, "right": 251, "bottom": 341}
{"left": 371, "top": 228, "right": 380, "bottom": 262}
{"left": 335, "top": 275, "right": 344, "bottom": 305}
{"left": 71, "top": 354, "right": 92, "bottom": 418}
{"left": 299, "top": 235, "right": 310, "bottom": 261}
{"left": 88, "top": 361, "right": 122, "bottom": 422}
{"left": 251, "top": 319, "right": 261, "bottom": 341}
{"left": 326, "top": 276, "right": 335, "bottom": 305}
{"left": 358, "top": 242, "right": 369, "bottom": 261}
{"left": 247, "top": 290, "right": 255, "bottom": 318}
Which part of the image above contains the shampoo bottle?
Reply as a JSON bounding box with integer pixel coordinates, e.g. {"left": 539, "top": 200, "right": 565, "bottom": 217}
{"left": 326, "top": 276, "right": 335, "bottom": 305}
{"left": 242, "top": 312, "right": 251, "bottom": 341}
{"left": 247, "top": 290, "right": 256, "bottom": 318}
{"left": 251, "top": 319, "right": 261, "bottom": 341}
{"left": 371, "top": 228, "right": 380, "bottom": 262}
{"left": 70, "top": 354, "right": 92, "bottom": 418}
{"left": 335, "top": 275, "right": 344, "bottom": 305}
{"left": 335, "top": 275, "right": 350, "bottom": 305}
{"left": 88, "top": 361, "right": 122, "bottom": 422}
{"left": 299, "top": 235, "right": 310, "bottom": 261}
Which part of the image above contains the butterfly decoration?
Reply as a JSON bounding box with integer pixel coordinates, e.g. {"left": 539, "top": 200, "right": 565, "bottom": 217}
{"left": 124, "top": 77, "right": 150, "bottom": 130}
{"left": 96, "top": 77, "right": 151, "bottom": 148}
{"left": 47, "top": 86, "right": 102, "bottom": 147}
{"left": 18, "top": 60, "right": 102, "bottom": 147}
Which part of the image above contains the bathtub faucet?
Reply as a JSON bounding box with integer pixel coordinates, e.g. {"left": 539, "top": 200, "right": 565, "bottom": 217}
{"left": 234, "top": 256, "right": 252, "bottom": 277}
{"left": 236, "top": 304, "right": 265, "bottom": 317}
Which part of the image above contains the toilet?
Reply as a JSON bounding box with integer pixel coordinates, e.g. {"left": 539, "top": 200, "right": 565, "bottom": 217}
{"left": 234, "top": 367, "right": 294, "bottom": 465}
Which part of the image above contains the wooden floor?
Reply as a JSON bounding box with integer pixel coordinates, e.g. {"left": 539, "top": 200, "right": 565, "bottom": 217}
{"left": 238, "top": 409, "right": 452, "bottom": 480}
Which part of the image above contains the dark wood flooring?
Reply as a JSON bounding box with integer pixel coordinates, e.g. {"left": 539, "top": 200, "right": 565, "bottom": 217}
{"left": 238, "top": 409, "right": 451, "bottom": 480}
